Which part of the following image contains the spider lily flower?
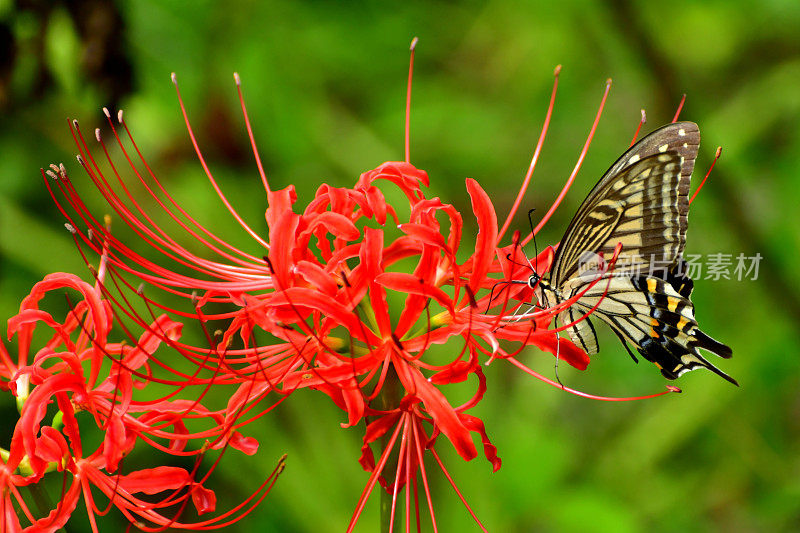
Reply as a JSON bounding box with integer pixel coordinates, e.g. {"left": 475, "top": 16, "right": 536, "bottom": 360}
{"left": 1, "top": 41, "right": 681, "bottom": 531}
{"left": 0, "top": 271, "right": 282, "bottom": 530}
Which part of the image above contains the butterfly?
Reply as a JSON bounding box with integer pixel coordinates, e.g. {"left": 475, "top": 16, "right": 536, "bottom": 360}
{"left": 530, "top": 121, "right": 737, "bottom": 385}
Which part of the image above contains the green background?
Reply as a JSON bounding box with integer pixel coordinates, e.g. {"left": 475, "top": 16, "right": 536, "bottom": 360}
{"left": 1, "top": 1, "right": 798, "bottom": 531}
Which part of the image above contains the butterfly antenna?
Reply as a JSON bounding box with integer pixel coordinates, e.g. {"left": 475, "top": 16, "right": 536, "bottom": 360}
{"left": 527, "top": 208, "right": 539, "bottom": 274}
{"left": 527, "top": 208, "right": 545, "bottom": 298}
{"left": 505, "top": 252, "right": 532, "bottom": 271}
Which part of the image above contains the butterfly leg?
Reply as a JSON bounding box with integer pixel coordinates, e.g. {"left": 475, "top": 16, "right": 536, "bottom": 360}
{"left": 553, "top": 314, "right": 565, "bottom": 388}
{"left": 611, "top": 328, "right": 639, "bottom": 363}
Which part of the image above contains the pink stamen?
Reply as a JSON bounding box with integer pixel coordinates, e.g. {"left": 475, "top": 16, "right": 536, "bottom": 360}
{"left": 113, "top": 110, "right": 268, "bottom": 264}
{"left": 171, "top": 73, "right": 270, "bottom": 249}
{"left": 102, "top": 110, "right": 266, "bottom": 268}
{"left": 346, "top": 419, "right": 404, "bottom": 533}
{"left": 234, "top": 73, "right": 271, "bottom": 195}
{"left": 411, "top": 418, "right": 438, "bottom": 533}
{"left": 388, "top": 413, "right": 410, "bottom": 533}
{"left": 507, "top": 356, "right": 680, "bottom": 400}
{"left": 411, "top": 474, "right": 421, "bottom": 533}
{"left": 630, "top": 109, "right": 646, "bottom": 147}
{"left": 404, "top": 418, "right": 413, "bottom": 533}
{"left": 689, "top": 146, "right": 722, "bottom": 204}
{"left": 47, "top": 131, "right": 273, "bottom": 300}
{"left": 526, "top": 77, "right": 613, "bottom": 244}
{"left": 671, "top": 93, "right": 686, "bottom": 123}
{"left": 428, "top": 447, "right": 487, "bottom": 532}
{"left": 405, "top": 37, "right": 418, "bottom": 164}
{"left": 497, "top": 65, "right": 560, "bottom": 243}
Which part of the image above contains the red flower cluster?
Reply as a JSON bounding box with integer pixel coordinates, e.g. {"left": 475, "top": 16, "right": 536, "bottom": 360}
{"left": 0, "top": 269, "right": 283, "bottom": 531}
{"left": 1, "top": 44, "right": 677, "bottom": 531}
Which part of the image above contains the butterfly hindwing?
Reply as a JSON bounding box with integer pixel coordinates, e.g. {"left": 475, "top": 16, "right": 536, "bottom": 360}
{"left": 557, "top": 273, "right": 736, "bottom": 384}
{"left": 558, "top": 307, "right": 600, "bottom": 355}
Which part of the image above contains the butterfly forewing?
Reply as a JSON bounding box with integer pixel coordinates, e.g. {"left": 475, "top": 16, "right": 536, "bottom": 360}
{"left": 550, "top": 121, "right": 699, "bottom": 284}
{"left": 551, "top": 153, "right": 687, "bottom": 283}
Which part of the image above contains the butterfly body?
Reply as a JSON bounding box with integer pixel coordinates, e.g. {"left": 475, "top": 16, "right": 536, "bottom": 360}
{"left": 531, "top": 122, "right": 736, "bottom": 385}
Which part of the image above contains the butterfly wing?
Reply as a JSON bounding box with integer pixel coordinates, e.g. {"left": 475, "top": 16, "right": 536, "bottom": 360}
{"left": 559, "top": 266, "right": 736, "bottom": 385}
{"left": 542, "top": 122, "right": 734, "bottom": 384}
{"left": 550, "top": 122, "right": 699, "bottom": 285}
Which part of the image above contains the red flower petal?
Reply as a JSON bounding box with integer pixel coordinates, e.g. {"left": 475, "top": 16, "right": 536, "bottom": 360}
{"left": 392, "top": 354, "right": 477, "bottom": 461}
{"left": 465, "top": 179, "right": 498, "bottom": 295}
{"left": 191, "top": 483, "right": 217, "bottom": 515}
{"left": 267, "top": 210, "right": 301, "bottom": 286}
{"left": 460, "top": 413, "right": 501, "bottom": 472}
{"left": 429, "top": 360, "right": 473, "bottom": 385}
{"left": 229, "top": 433, "right": 259, "bottom": 455}
{"left": 375, "top": 272, "right": 454, "bottom": 315}
{"left": 117, "top": 466, "right": 191, "bottom": 494}
{"left": 307, "top": 211, "right": 361, "bottom": 241}
{"left": 294, "top": 260, "right": 338, "bottom": 296}
{"left": 359, "top": 228, "right": 392, "bottom": 336}
{"left": 398, "top": 223, "right": 446, "bottom": 249}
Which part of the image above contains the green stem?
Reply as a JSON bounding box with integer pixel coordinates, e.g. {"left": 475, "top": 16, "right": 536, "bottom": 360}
{"left": 28, "top": 483, "right": 52, "bottom": 522}
{"left": 377, "top": 365, "right": 401, "bottom": 533}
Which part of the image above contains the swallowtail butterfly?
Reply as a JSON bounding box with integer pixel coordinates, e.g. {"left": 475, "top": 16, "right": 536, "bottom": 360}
{"left": 531, "top": 121, "right": 736, "bottom": 385}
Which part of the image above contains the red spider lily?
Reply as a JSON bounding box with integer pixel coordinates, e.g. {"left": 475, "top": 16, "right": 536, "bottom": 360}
{"left": 0, "top": 40, "right": 684, "bottom": 531}
{"left": 1, "top": 271, "right": 284, "bottom": 530}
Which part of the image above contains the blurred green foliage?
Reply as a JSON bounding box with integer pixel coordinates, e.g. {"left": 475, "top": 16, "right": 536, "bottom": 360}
{"left": 1, "top": 1, "right": 799, "bottom": 531}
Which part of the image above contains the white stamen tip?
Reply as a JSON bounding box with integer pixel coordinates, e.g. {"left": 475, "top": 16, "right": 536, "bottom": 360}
{"left": 64, "top": 223, "right": 76, "bottom": 234}
{"left": 117, "top": 109, "right": 124, "bottom": 123}
{"left": 410, "top": 37, "right": 418, "bottom": 50}
{"left": 554, "top": 64, "right": 562, "bottom": 76}
{"left": 233, "top": 72, "right": 241, "bottom": 85}
{"left": 76, "top": 155, "right": 85, "bottom": 165}
{"left": 103, "top": 107, "right": 111, "bottom": 118}
{"left": 171, "top": 72, "right": 178, "bottom": 84}
{"left": 45, "top": 170, "right": 57, "bottom": 180}
{"left": 87, "top": 228, "right": 94, "bottom": 241}
{"left": 640, "top": 109, "right": 646, "bottom": 122}
{"left": 95, "top": 128, "right": 101, "bottom": 142}
{"left": 72, "top": 119, "right": 79, "bottom": 129}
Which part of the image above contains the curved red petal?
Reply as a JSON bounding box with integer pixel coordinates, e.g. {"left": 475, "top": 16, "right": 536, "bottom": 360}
{"left": 392, "top": 354, "right": 477, "bottom": 461}
{"left": 375, "top": 272, "right": 454, "bottom": 315}
{"left": 465, "top": 179, "right": 498, "bottom": 294}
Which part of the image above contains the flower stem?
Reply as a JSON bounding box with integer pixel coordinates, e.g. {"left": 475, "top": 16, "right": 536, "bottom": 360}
{"left": 377, "top": 364, "right": 401, "bottom": 533}
{"left": 28, "top": 482, "right": 53, "bottom": 523}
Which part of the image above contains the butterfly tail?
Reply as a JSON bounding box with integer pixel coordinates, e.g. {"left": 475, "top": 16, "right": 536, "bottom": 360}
{"left": 637, "top": 325, "right": 737, "bottom": 386}
{"left": 661, "top": 349, "right": 739, "bottom": 387}
{"left": 693, "top": 329, "right": 733, "bottom": 359}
